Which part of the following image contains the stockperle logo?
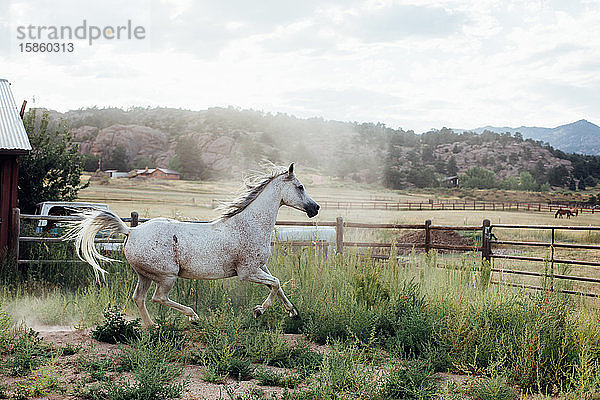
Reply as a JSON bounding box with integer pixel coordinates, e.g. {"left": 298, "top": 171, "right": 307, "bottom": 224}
{"left": 16, "top": 20, "right": 146, "bottom": 53}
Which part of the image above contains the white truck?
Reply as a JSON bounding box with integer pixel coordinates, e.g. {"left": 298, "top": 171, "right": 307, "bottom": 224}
{"left": 35, "top": 201, "right": 111, "bottom": 233}
{"left": 35, "top": 201, "right": 121, "bottom": 250}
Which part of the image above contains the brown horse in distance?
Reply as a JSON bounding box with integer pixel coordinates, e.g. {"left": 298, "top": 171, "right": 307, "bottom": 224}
{"left": 555, "top": 209, "right": 573, "bottom": 218}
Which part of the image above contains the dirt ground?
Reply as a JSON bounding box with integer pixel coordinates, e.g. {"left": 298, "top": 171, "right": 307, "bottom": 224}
{"left": 1, "top": 326, "right": 565, "bottom": 399}
{"left": 397, "top": 229, "right": 475, "bottom": 252}
{"left": 1, "top": 326, "right": 320, "bottom": 400}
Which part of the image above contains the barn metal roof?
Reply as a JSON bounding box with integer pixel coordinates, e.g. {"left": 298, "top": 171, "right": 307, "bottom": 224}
{"left": 0, "top": 79, "right": 31, "bottom": 154}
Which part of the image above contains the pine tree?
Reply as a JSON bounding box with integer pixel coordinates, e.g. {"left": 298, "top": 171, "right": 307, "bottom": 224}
{"left": 447, "top": 156, "right": 458, "bottom": 176}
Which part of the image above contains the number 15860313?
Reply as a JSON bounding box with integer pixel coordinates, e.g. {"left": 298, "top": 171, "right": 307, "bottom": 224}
{"left": 19, "top": 42, "right": 74, "bottom": 52}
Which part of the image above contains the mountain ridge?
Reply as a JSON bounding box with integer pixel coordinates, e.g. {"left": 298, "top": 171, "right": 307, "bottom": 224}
{"left": 463, "top": 119, "right": 600, "bottom": 155}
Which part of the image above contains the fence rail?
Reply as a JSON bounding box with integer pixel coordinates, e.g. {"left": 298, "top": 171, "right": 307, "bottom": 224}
{"left": 287, "top": 200, "right": 600, "bottom": 214}
{"left": 211, "top": 198, "right": 599, "bottom": 214}
{"left": 14, "top": 208, "right": 600, "bottom": 298}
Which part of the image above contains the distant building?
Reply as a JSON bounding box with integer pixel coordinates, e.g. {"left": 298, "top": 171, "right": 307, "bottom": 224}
{"left": 131, "top": 167, "right": 181, "bottom": 180}
{"left": 0, "top": 79, "right": 31, "bottom": 251}
{"left": 104, "top": 170, "right": 129, "bottom": 178}
{"left": 442, "top": 175, "right": 459, "bottom": 188}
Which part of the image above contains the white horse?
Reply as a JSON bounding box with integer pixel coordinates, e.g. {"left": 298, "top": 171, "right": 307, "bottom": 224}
{"left": 64, "top": 163, "right": 320, "bottom": 327}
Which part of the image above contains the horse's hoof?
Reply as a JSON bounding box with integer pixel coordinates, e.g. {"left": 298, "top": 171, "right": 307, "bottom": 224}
{"left": 253, "top": 306, "right": 264, "bottom": 318}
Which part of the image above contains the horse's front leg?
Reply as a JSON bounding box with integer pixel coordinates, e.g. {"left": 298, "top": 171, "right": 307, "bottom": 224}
{"left": 240, "top": 266, "right": 297, "bottom": 318}
{"left": 260, "top": 265, "right": 298, "bottom": 318}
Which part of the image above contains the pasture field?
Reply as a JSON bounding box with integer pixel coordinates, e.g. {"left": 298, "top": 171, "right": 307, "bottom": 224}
{"left": 76, "top": 174, "right": 600, "bottom": 225}
{"left": 76, "top": 173, "right": 435, "bottom": 222}
{"left": 2, "top": 176, "right": 600, "bottom": 398}
{"left": 78, "top": 175, "right": 600, "bottom": 295}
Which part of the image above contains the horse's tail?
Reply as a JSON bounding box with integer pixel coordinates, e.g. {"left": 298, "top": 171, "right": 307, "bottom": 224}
{"left": 555, "top": 210, "right": 559, "bottom": 218}
{"left": 62, "top": 209, "right": 131, "bottom": 281}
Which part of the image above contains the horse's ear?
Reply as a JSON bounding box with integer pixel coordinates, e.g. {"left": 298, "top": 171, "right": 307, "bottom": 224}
{"left": 288, "top": 163, "right": 295, "bottom": 176}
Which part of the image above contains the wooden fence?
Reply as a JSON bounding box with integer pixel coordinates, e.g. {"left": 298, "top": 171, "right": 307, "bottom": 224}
{"left": 14, "top": 209, "right": 600, "bottom": 298}
{"left": 292, "top": 200, "right": 600, "bottom": 214}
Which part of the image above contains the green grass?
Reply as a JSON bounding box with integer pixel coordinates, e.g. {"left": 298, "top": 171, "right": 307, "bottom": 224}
{"left": 0, "top": 313, "right": 57, "bottom": 377}
{"left": 13, "top": 374, "right": 65, "bottom": 399}
{"left": 254, "top": 366, "right": 300, "bottom": 388}
{"left": 75, "top": 333, "right": 186, "bottom": 400}
{"left": 91, "top": 305, "right": 141, "bottom": 344}
{"left": 471, "top": 376, "right": 518, "bottom": 400}
{"left": 383, "top": 360, "right": 437, "bottom": 400}
{"left": 2, "top": 242, "right": 600, "bottom": 398}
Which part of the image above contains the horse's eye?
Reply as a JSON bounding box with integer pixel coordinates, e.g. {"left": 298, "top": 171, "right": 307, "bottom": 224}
{"left": 298, "top": 185, "right": 304, "bottom": 191}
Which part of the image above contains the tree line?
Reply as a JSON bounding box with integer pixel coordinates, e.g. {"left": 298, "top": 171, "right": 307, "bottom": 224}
{"left": 18, "top": 108, "right": 600, "bottom": 214}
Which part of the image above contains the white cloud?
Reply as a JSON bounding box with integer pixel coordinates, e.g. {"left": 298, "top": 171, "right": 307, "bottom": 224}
{"left": 1, "top": 0, "right": 599, "bottom": 132}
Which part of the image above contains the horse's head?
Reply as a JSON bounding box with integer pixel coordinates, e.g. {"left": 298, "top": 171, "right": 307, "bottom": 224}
{"left": 280, "top": 163, "right": 320, "bottom": 218}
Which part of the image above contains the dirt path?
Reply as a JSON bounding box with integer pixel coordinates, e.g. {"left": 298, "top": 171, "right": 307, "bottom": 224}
{"left": 3, "top": 326, "right": 558, "bottom": 400}
{"left": 0, "top": 325, "right": 308, "bottom": 400}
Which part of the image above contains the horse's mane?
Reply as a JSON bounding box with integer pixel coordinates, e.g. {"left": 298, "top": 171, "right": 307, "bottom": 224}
{"left": 218, "top": 163, "right": 289, "bottom": 220}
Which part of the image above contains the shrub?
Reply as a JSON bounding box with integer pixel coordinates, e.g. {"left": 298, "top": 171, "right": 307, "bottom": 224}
{"left": 312, "top": 342, "right": 379, "bottom": 399}
{"left": 460, "top": 167, "right": 497, "bottom": 189}
{"left": 4, "top": 328, "right": 54, "bottom": 376}
{"left": 255, "top": 366, "right": 300, "bottom": 388}
{"left": 0, "top": 307, "right": 14, "bottom": 353}
{"left": 519, "top": 171, "right": 539, "bottom": 191}
{"left": 383, "top": 360, "right": 437, "bottom": 400}
{"left": 471, "top": 376, "right": 518, "bottom": 400}
{"left": 81, "top": 334, "right": 186, "bottom": 400}
{"left": 13, "top": 374, "right": 65, "bottom": 398}
{"left": 92, "top": 306, "right": 140, "bottom": 344}
{"left": 500, "top": 294, "right": 578, "bottom": 394}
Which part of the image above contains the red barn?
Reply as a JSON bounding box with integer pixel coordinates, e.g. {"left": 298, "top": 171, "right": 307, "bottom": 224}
{"left": 0, "top": 79, "right": 31, "bottom": 252}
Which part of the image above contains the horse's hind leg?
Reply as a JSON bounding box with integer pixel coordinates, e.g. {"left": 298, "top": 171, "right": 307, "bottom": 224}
{"left": 133, "top": 274, "right": 155, "bottom": 327}
{"left": 151, "top": 276, "right": 199, "bottom": 322}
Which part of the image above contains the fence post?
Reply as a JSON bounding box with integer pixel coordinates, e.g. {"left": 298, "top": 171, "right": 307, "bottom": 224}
{"left": 425, "top": 219, "right": 431, "bottom": 253}
{"left": 550, "top": 228, "right": 555, "bottom": 289}
{"left": 336, "top": 217, "right": 344, "bottom": 254}
{"left": 482, "top": 219, "right": 491, "bottom": 262}
{"left": 12, "top": 208, "right": 20, "bottom": 262}
{"left": 130, "top": 211, "right": 139, "bottom": 227}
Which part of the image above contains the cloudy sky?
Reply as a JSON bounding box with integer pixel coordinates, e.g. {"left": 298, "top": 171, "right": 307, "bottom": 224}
{"left": 1, "top": 0, "right": 599, "bottom": 132}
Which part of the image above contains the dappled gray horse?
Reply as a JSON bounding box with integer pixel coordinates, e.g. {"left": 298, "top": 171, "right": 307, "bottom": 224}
{"left": 64, "top": 164, "right": 320, "bottom": 327}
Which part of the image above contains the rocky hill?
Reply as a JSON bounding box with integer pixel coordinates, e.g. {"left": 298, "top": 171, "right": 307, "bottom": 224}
{"left": 51, "top": 107, "right": 358, "bottom": 177}
{"left": 433, "top": 140, "right": 570, "bottom": 180}
{"left": 31, "top": 107, "right": 599, "bottom": 188}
